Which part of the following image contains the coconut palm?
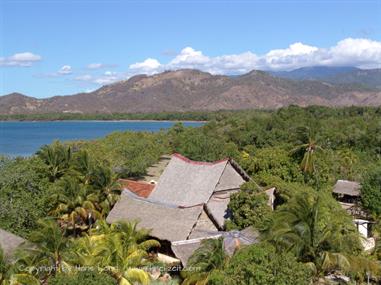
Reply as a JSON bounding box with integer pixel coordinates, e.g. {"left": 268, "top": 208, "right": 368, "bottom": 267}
{"left": 36, "top": 141, "right": 72, "bottom": 182}
{"left": 72, "top": 221, "right": 160, "bottom": 285}
{"left": 292, "top": 137, "right": 323, "bottom": 175}
{"left": 50, "top": 178, "right": 102, "bottom": 233}
{"left": 16, "top": 219, "right": 70, "bottom": 280}
{"left": 266, "top": 191, "right": 362, "bottom": 276}
{"left": 90, "top": 165, "right": 121, "bottom": 213}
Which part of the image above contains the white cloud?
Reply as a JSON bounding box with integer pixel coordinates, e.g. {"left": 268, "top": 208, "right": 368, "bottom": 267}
{"left": 58, "top": 65, "right": 72, "bottom": 75}
{"left": 0, "top": 52, "right": 42, "bottom": 67}
{"left": 74, "top": 72, "right": 123, "bottom": 85}
{"left": 126, "top": 38, "right": 381, "bottom": 75}
{"left": 129, "top": 58, "right": 161, "bottom": 75}
{"left": 87, "top": 63, "right": 117, "bottom": 69}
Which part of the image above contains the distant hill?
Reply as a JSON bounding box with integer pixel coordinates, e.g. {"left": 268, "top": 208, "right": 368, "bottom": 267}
{"left": 270, "top": 66, "right": 360, "bottom": 80}
{"left": 1, "top": 69, "right": 381, "bottom": 115}
{"left": 271, "top": 66, "right": 381, "bottom": 89}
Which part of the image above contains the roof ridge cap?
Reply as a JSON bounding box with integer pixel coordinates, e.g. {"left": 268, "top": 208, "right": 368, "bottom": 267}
{"left": 172, "top": 153, "right": 228, "bottom": 165}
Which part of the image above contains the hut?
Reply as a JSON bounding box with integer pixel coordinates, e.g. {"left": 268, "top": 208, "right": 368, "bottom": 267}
{"left": 107, "top": 153, "right": 268, "bottom": 264}
{"left": 333, "top": 180, "right": 361, "bottom": 204}
{"left": 332, "top": 180, "right": 375, "bottom": 250}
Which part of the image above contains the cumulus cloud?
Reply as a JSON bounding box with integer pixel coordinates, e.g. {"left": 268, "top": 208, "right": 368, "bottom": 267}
{"left": 58, "top": 65, "right": 72, "bottom": 75}
{"left": 0, "top": 52, "right": 42, "bottom": 67}
{"left": 129, "top": 58, "right": 161, "bottom": 75}
{"left": 127, "top": 38, "right": 381, "bottom": 75}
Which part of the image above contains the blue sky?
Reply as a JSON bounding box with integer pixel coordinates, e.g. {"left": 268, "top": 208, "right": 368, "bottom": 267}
{"left": 1, "top": 0, "right": 381, "bottom": 98}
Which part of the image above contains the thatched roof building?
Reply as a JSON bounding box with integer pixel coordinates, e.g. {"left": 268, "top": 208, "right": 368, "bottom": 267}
{"left": 333, "top": 180, "right": 361, "bottom": 197}
{"left": 0, "top": 228, "right": 25, "bottom": 258}
{"left": 107, "top": 153, "right": 262, "bottom": 264}
{"left": 171, "top": 227, "right": 260, "bottom": 267}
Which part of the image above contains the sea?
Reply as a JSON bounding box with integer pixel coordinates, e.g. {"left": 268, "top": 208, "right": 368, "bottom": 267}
{"left": 0, "top": 120, "right": 204, "bottom": 157}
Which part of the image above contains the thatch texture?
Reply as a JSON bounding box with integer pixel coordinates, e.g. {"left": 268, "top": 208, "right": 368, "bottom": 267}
{"left": 0, "top": 228, "right": 25, "bottom": 258}
{"left": 215, "top": 163, "right": 246, "bottom": 191}
{"left": 206, "top": 190, "right": 238, "bottom": 229}
{"left": 188, "top": 210, "right": 219, "bottom": 239}
{"left": 107, "top": 153, "right": 252, "bottom": 261}
{"left": 106, "top": 191, "right": 203, "bottom": 242}
{"left": 172, "top": 227, "right": 259, "bottom": 267}
{"left": 149, "top": 154, "right": 228, "bottom": 206}
{"left": 333, "top": 180, "right": 361, "bottom": 196}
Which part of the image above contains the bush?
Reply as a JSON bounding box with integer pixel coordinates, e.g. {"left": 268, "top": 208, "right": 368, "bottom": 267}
{"left": 48, "top": 271, "right": 117, "bottom": 285}
{"left": 209, "top": 243, "right": 311, "bottom": 285}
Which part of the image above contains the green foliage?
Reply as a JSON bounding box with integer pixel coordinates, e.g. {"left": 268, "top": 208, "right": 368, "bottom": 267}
{"left": 209, "top": 243, "right": 311, "bottom": 285}
{"left": 227, "top": 182, "right": 273, "bottom": 230}
{"left": 361, "top": 164, "right": 381, "bottom": 216}
{"left": 36, "top": 141, "right": 72, "bottom": 182}
{"left": 76, "top": 131, "right": 169, "bottom": 177}
{"left": 48, "top": 271, "right": 117, "bottom": 285}
{"left": 0, "top": 157, "right": 52, "bottom": 238}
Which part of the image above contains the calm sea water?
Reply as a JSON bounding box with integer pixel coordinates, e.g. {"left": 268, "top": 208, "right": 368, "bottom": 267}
{"left": 0, "top": 121, "right": 203, "bottom": 157}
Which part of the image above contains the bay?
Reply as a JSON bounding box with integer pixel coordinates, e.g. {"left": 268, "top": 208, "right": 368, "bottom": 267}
{"left": 0, "top": 120, "right": 203, "bottom": 157}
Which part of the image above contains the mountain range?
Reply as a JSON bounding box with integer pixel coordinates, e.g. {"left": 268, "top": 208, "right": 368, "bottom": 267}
{"left": 1, "top": 67, "right": 381, "bottom": 115}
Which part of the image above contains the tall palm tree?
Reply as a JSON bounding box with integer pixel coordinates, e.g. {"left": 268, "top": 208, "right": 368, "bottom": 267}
{"left": 36, "top": 141, "right": 72, "bottom": 182}
{"left": 292, "top": 137, "right": 323, "bottom": 175}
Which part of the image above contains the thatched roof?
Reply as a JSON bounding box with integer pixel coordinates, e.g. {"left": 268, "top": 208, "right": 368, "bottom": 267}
{"left": 0, "top": 228, "right": 25, "bottom": 258}
{"left": 107, "top": 191, "right": 204, "bottom": 242}
{"left": 149, "top": 154, "right": 230, "bottom": 206}
{"left": 333, "top": 180, "right": 361, "bottom": 197}
{"left": 171, "top": 227, "right": 259, "bottom": 267}
{"left": 107, "top": 153, "right": 250, "bottom": 249}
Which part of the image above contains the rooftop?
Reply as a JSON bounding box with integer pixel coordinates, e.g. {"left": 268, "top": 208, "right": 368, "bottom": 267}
{"left": 333, "top": 180, "right": 361, "bottom": 197}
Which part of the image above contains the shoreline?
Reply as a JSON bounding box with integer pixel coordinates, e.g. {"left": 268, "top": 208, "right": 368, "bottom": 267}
{"left": 0, "top": 119, "right": 208, "bottom": 123}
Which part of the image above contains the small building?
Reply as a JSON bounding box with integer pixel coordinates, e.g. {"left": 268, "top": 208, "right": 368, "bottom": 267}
{"left": 0, "top": 228, "right": 25, "bottom": 259}
{"left": 332, "top": 180, "right": 374, "bottom": 250}
{"left": 333, "top": 180, "right": 361, "bottom": 204}
{"left": 108, "top": 153, "right": 270, "bottom": 265}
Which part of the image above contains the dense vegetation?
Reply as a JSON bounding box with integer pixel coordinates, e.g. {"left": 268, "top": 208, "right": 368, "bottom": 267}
{"left": 0, "top": 111, "right": 218, "bottom": 122}
{"left": 1, "top": 106, "right": 381, "bottom": 284}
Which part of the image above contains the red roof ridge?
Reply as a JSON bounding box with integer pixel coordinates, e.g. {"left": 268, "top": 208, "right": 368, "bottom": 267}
{"left": 172, "top": 153, "right": 228, "bottom": 166}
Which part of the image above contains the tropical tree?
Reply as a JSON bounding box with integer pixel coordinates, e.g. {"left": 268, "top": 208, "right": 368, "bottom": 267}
{"left": 292, "top": 137, "right": 323, "bottom": 175}
{"left": 36, "top": 141, "right": 72, "bottom": 182}
{"left": 72, "top": 221, "right": 160, "bottom": 285}
{"left": 181, "top": 238, "right": 227, "bottom": 285}
{"left": 266, "top": 190, "right": 362, "bottom": 276}
{"left": 50, "top": 177, "right": 102, "bottom": 233}
{"left": 15, "top": 219, "right": 70, "bottom": 281}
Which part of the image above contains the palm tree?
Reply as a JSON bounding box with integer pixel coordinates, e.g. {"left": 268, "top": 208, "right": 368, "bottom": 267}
{"left": 50, "top": 178, "right": 102, "bottom": 233}
{"left": 182, "top": 238, "right": 227, "bottom": 285}
{"left": 292, "top": 137, "right": 323, "bottom": 175}
{"left": 16, "top": 219, "right": 70, "bottom": 280}
{"left": 36, "top": 141, "right": 72, "bottom": 182}
{"left": 1, "top": 246, "right": 41, "bottom": 285}
{"left": 266, "top": 191, "right": 360, "bottom": 276}
{"left": 72, "top": 150, "right": 94, "bottom": 185}
{"left": 73, "top": 221, "right": 160, "bottom": 285}
{"left": 88, "top": 165, "right": 121, "bottom": 215}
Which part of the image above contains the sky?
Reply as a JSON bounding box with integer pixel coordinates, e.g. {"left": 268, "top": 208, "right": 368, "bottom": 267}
{"left": 0, "top": 0, "right": 381, "bottom": 98}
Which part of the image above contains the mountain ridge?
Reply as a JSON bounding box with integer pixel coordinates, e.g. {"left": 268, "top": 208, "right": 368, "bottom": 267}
{"left": 1, "top": 68, "right": 381, "bottom": 115}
